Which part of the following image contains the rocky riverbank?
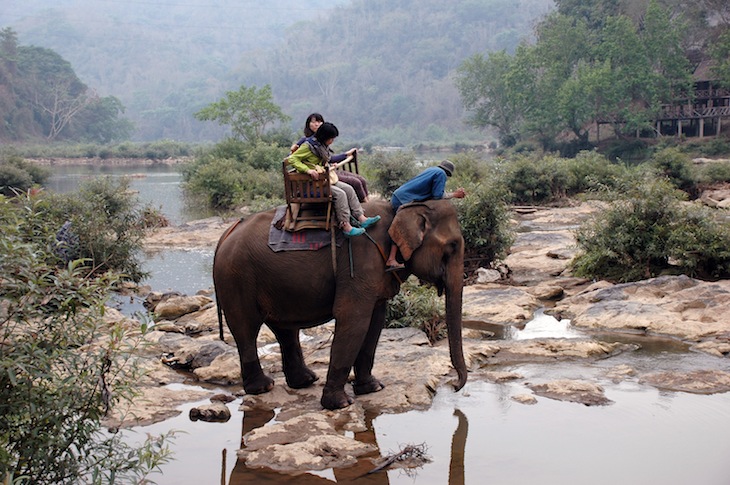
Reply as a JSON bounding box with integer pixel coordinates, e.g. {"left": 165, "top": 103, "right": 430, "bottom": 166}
{"left": 104, "top": 200, "right": 730, "bottom": 473}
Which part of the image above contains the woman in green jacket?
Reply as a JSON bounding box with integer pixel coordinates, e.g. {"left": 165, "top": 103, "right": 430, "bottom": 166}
{"left": 288, "top": 121, "right": 379, "bottom": 237}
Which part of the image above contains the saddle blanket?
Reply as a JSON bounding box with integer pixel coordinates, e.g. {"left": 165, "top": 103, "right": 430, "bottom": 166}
{"left": 268, "top": 206, "right": 343, "bottom": 252}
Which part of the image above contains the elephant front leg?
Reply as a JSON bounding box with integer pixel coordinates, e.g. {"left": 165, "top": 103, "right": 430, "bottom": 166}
{"left": 352, "top": 301, "right": 386, "bottom": 396}
{"left": 321, "top": 310, "right": 379, "bottom": 410}
{"left": 269, "top": 326, "right": 319, "bottom": 389}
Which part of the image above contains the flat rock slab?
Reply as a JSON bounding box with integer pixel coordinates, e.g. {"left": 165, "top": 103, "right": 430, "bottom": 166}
{"left": 640, "top": 370, "right": 730, "bottom": 394}
{"left": 551, "top": 275, "right": 730, "bottom": 341}
{"left": 239, "top": 411, "right": 376, "bottom": 472}
{"left": 528, "top": 379, "right": 613, "bottom": 406}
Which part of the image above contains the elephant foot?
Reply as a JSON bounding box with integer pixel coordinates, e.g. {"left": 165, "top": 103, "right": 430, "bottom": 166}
{"left": 352, "top": 377, "right": 385, "bottom": 395}
{"left": 286, "top": 367, "right": 319, "bottom": 389}
{"left": 243, "top": 374, "right": 274, "bottom": 395}
{"left": 321, "top": 389, "right": 354, "bottom": 410}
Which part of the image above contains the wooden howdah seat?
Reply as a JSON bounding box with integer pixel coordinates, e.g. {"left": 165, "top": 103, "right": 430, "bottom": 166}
{"left": 282, "top": 152, "right": 359, "bottom": 232}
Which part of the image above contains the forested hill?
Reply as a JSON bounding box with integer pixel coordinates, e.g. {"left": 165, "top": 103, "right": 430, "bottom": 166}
{"left": 234, "top": 0, "right": 554, "bottom": 144}
{"left": 3, "top": 0, "right": 349, "bottom": 141}
{"left": 3, "top": 0, "right": 553, "bottom": 143}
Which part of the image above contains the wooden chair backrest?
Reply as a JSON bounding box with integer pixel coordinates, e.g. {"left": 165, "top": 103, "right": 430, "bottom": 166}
{"left": 282, "top": 159, "right": 333, "bottom": 231}
{"left": 281, "top": 151, "right": 360, "bottom": 232}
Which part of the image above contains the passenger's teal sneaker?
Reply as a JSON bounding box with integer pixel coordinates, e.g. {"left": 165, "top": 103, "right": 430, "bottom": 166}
{"left": 343, "top": 226, "right": 365, "bottom": 237}
{"left": 359, "top": 215, "right": 381, "bottom": 229}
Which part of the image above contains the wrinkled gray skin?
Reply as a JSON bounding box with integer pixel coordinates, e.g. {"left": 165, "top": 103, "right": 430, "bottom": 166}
{"left": 213, "top": 199, "right": 467, "bottom": 410}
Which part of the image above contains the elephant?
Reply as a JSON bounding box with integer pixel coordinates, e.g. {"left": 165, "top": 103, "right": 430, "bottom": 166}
{"left": 212, "top": 198, "right": 467, "bottom": 410}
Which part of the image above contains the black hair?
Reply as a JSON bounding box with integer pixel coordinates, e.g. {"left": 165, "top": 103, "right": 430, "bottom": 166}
{"left": 315, "top": 121, "right": 339, "bottom": 143}
{"left": 304, "top": 113, "right": 325, "bottom": 137}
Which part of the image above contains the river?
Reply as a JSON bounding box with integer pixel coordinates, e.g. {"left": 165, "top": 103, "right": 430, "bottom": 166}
{"left": 47, "top": 163, "right": 215, "bottom": 298}
{"left": 47, "top": 163, "right": 730, "bottom": 485}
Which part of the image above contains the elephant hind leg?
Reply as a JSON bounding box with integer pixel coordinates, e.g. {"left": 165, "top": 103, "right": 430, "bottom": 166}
{"left": 269, "top": 325, "right": 319, "bottom": 389}
{"left": 222, "top": 302, "right": 274, "bottom": 394}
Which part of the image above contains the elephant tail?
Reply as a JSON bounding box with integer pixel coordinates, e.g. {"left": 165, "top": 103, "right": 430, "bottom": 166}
{"left": 214, "top": 218, "right": 243, "bottom": 342}
{"left": 217, "top": 293, "right": 224, "bottom": 341}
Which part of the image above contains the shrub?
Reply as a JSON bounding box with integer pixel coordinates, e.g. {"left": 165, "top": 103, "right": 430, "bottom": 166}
{"left": 0, "top": 198, "right": 174, "bottom": 484}
{"left": 563, "top": 150, "right": 631, "bottom": 195}
{"left": 386, "top": 276, "right": 446, "bottom": 343}
{"left": 8, "top": 177, "right": 151, "bottom": 282}
{"left": 182, "top": 138, "right": 288, "bottom": 210}
{"left": 183, "top": 156, "right": 246, "bottom": 209}
{"left": 240, "top": 140, "right": 289, "bottom": 171}
{"left": 500, "top": 154, "right": 574, "bottom": 204}
{"left": 0, "top": 156, "right": 49, "bottom": 196}
{"left": 447, "top": 153, "right": 492, "bottom": 186}
{"left": 457, "top": 179, "right": 514, "bottom": 273}
{"left": 368, "top": 151, "right": 419, "bottom": 199}
{"left": 571, "top": 178, "right": 730, "bottom": 282}
{"left": 695, "top": 160, "right": 730, "bottom": 185}
{"left": 649, "top": 147, "right": 696, "bottom": 194}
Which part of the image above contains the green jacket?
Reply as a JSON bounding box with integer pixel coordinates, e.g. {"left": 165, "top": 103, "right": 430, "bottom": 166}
{"left": 287, "top": 143, "right": 339, "bottom": 184}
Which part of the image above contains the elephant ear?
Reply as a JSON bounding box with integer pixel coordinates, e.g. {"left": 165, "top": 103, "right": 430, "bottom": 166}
{"left": 389, "top": 205, "right": 431, "bottom": 261}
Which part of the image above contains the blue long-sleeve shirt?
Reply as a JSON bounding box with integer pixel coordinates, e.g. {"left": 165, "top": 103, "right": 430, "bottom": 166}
{"left": 391, "top": 167, "right": 447, "bottom": 210}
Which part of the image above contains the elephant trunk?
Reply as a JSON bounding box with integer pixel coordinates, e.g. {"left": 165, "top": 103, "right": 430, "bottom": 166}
{"left": 445, "top": 263, "right": 468, "bottom": 391}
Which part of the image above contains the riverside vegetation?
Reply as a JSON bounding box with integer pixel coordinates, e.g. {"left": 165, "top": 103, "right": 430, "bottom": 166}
{"left": 0, "top": 179, "right": 175, "bottom": 483}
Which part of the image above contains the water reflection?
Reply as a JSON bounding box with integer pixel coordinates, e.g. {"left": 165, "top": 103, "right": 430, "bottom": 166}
{"left": 210, "top": 379, "right": 730, "bottom": 485}
{"left": 227, "top": 406, "right": 470, "bottom": 484}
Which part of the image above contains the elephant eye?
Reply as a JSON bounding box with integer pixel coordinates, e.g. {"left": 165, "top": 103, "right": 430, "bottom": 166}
{"left": 445, "top": 239, "right": 460, "bottom": 256}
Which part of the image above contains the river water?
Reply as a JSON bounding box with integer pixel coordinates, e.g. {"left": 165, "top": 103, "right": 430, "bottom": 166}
{"left": 48, "top": 164, "right": 730, "bottom": 485}
{"left": 47, "top": 163, "right": 215, "bottom": 297}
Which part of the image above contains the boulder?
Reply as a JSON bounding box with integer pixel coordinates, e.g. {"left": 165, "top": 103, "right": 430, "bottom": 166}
{"left": 154, "top": 295, "right": 213, "bottom": 320}
{"left": 189, "top": 402, "right": 231, "bottom": 422}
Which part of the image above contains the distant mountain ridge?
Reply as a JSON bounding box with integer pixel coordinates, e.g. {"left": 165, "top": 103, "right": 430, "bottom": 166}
{"left": 2, "top": 0, "right": 553, "bottom": 143}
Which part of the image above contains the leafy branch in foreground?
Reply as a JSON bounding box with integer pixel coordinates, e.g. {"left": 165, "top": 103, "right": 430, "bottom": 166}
{"left": 0, "top": 195, "right": 174, "bottom": 484}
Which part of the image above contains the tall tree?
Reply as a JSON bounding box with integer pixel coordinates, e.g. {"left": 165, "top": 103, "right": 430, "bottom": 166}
{"left": 17, "top": 45, "right": 90, "bottom": 140}
{"left": 195, "top": 84, "right": 290, "bottom": 142}
{"left": 457, "top": 0, "right": 693, "bottom": 147}
{"left": 455, "top": 51, "right": 527, "bottom": 146}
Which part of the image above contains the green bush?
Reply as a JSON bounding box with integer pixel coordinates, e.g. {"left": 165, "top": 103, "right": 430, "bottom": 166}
{"left": 695, "top": 160, "right": 730, "bottom": 185}
{"left": 447, "top": 153, "right": 493, "bottom": 186}
{"left": 368, "top": 151, "right": 419, "bottom": 199}
{"left": 0, "top": 198, "right": 174, "bottom": 484}
{"left": 500, "top": 154, "right": 574, "bottom": 204}
{"left": 649, "top": 147, "right": 696, "bottom": 194}
{"left": 181, "top": 138, "right": 288, "bottom": 210}
{"left": 0, "top": 141, "right": 197, "bottom": 160}
{"left": 184, "top": 156, "right": 246, "bottom": 209}
{"left": 457, "top": 179, "right": 514, "bottom": 272}
{"left": 0, "top": 156, "right": 49, "bottom": 196}
{"left": 563, "top": 150, "right": 631, "bottom": 195}
{"left": 5, "top": 177, "right": 151, "bottom": 282}
{"left": 700, "top": 137, "right": 730, "bottom": 156}
{"left": 240, "top": 140, "right": 289, "bottom": 171}
{"left": 498, "top": 151, "right": 639, "bottom": 204}
{"left": 571, "top": 178, "right": 730, "bottom": 282}
{"left": 386, "top": 276, "right": 446, "bottom": 343}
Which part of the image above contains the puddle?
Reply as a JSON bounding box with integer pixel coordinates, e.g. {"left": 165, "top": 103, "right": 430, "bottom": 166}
{"left": 465, "top": 308, "right": 583, "bottom": 341}
{"left": 110, "top": 249, "right": 215, "bottom": 316}
{"left": 140, "top": 377, "right": 730, "bottom": 485}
